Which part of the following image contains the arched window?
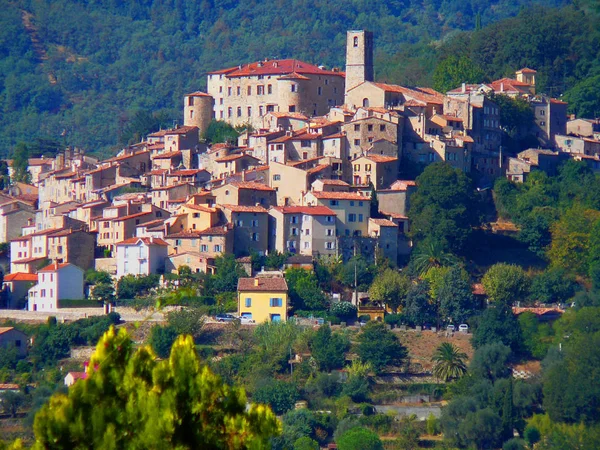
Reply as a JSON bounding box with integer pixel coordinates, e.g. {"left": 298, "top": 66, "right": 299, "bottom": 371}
{"left": 362, "top": 98, "right": 369, "bottom": 107}
{"left": 353, "top": 36, "right": 359, "bottom": 47}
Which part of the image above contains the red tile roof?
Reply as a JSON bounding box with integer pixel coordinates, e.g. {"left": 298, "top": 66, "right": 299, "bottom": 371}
{"left": 169, "top": 169, "right": 207, "bottom": 176}
{"left": 517, "top": 68, "right": 537, "bottom": 74}
{"left": 38, "top": 262, "right": 74, "bottom": 272}
{"left": 3, "top": 273, "right": 38, "bottom": 282}
{"left": 371, "top": 83, "right": 444, "bottom": 104}
{"left": 369, "top": 218, "right": 397, "bottom": 227}
{"left": 186, "top": 91, "right": 212, "bottom": 97}
{"left": 309, "top": 191, "right": 370, "bottom": 201}
{"left": 210, "top": 59, "right": 344, "bottom": 78}
{"left": 272, "top": 206, "right": 335, "bottom": 216}
{"left": 359, "top": 155, "right": 398, "bottom": 163}
{"left": 164, "top": 126, "right": 198, "bottom": 135}
{"left": 199, "top": 225, "right": 231, "bottom": 236}
{"left": 112, "top": 212, "right": 153, "bottom": 222}
{"left": 317, "top": 179, "right": 349, "bottom": 186}
{"left": 220, "top": 204, "right": 268, "bottom": 213}
{"left": 152, "top": 151, "right": 182, "bottom": 160}
{"left": 183, "top": 204, "right": 217, "bottom": 213}
{"left": 225, "top": 181, "right": 274, "bottom": 191}
{"left": 116, "top": 237, "right": 169, "bottom": 247}
{"left": 278, "top": 72, "right": 310, "bottom": 80}
{"left": 215, "top": 153, "right": 259, "bottom": 163}
{"left": 237, "top": 276, "right": 289, "bottom": 292}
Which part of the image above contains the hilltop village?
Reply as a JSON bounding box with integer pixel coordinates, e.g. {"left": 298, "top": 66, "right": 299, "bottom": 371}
{"left": 0, "top": 30, "right": 597, "bottom": 317}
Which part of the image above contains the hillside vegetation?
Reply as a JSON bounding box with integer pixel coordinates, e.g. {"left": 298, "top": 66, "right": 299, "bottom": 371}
{"left": 4, "top": 0, "right": 600, "bottom": 157}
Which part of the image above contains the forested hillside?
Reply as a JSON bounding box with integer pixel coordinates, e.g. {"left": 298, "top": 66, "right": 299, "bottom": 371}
{"left": 4, "top": 0, "right": 598, "bottom": 157}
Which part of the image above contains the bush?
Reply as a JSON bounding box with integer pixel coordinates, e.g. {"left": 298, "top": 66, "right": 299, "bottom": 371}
{"left": 358, "top": 315, "right": 371, "bottom": 323}
{"left": 384, "top": 314, "right": 403, "bottom": 327}
{"left": 253, "top": 379, "right": 299, "bottom": 415}
{"left": 336, "top": 427, "right": 383, "bottom": 450}
{"left": 359, "top": 403, "right": 375, "bottom": 416}
{"left": 330, "top": 302, "right": 357, "bottom": 321}
{"left": 148, "top": 325, "right": 178, "bottom": 359}
{"left": 342, "top": 376, "right": 369, "bottom": 403}
{"left": 524, "top": 425, "right": 541, "bottom": 446}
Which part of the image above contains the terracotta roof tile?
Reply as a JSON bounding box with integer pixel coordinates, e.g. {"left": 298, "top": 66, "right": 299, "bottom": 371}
{"left": 272, "top": 206, "right": 335, "bottom": 216}
{"left": 220, "top": 204, "right": 268, "bottom": 213}
{"left": 210, "top": 59, "right": 344, "bottom": 78}
{"left": 237, "top": 276, "right": 288, "bottom": 292}
{"left": 116, "top": 237, "right": 168, "bottom": 246}
{"left": 3, "top": 273, "right": 38, "bottom": 282}
{"left": 309, "top": 191, "right": 370, "bottom": 201}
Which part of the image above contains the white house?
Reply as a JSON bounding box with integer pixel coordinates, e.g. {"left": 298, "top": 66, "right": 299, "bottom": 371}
{"left": 28, "top": 263, "right": 85, "bottom": 311}
{"left": 115, "top": 237, "right": 169, "bottom": 279}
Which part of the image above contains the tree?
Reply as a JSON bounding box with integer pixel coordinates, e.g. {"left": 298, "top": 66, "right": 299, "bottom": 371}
{"left": 253, "top": 379, "right": 299, "bottom": 415}
{"left": 438, "top": 267, "right": 477, "bottom": 324}
{"left": 469, "top": 343, "right": 512, "bottom": 382}
{"left": 338, "top": 256, "right": 374, "bottom": 291}
{"left": 409, "top": 163, "right": 481, "bottom": 253}
{"left": 90, "top": 281, "right": 116, "bottom": 304}
{"left": 431, "top": 342, "right": 468, "bottom": 382}
{"left": 564, "top": 74, "right": 600, "bottom": 119}
{"left": 486, "top": 93, "right": 534, "bottom": 138}
{"left": 309, "top": 325, "right": 350, "bottom": 372}
{"left": 529, "top": 268, "right": 577, "bottom": 304}
{"left": 148, "top": 324, "right": 178, "bottom": 358}
{"left": 403, "top": 281, "right": 436, "bottom": 327}
{"left": 433, "top": 55, "right": 486, "bottom": 93}
{"left": 368, "top": 269, "right": 410, "bottom": 313}
{"left": 213, "top": 254, "right": 247, "bottom": 293}
{"left": 336, "top": 427, "right": 383, "bottom": 450}
{"left": 31, "top": 327, "right": 280, "bottom": 448}
{"left": 472, "top": 306, "right": 523, "bottom": 353}
{"left": 294, "top": 437, "right": 319, "bottom": 450}
{"left": 0, "top": 390, "right": 24, "bottom": 418}
{"left": 11, "top": 142, "right": 31, "bottom": 183}
{"left": 356, "top": 322, "right": 407, "bottom": 373}
{"left": 481, "top": 263, "right": 529, "bottom": 307}
{"left": 166, "top": 308, "right": 206, "bottom": 338}
{"left": 202, "top": 120, "right": 240, "bottom": 144}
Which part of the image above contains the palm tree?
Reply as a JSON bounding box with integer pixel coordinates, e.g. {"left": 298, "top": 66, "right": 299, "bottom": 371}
{"left": 411, "top": 240, "right": 457, "bottom": 277}
{"left": 431, "top": 342, "right": 468, "bottom": 382}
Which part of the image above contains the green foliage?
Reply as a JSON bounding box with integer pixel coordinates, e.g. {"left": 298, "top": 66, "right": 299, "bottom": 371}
{"left": 265, "top": 251, "right": 289, "bottom": 270}
{"left": 356, "top": 322, "right": 407, "bottom": 373}
{"left": 472, "top": 306, "right": 523, "bottom": 353}
{"left": 165, "top": 307, "right": 206, "bottom": 338}
{"left": 368, "top": 269, "right": 410, "bottom": 313}
{"left": 212, "top": 254, "right": 246, "bottom": 293}
{"left": 486, "top": 93, "right": 534, "bottom": 138}
{"left": 338, "top": 256, "right": 374, "bottom": 291}
{"left": 148, "top": 325, "right": 178, "bottom": 359}
{"left": 433, "top": 55, "right": 486, "bottom": 93}
{"left": 518, "top": 312, "right": 554, "bottom": 359}
{"left": 203, "top": 120, "right": 240, "bottom": 144}
{"left": 482, "top": 263, "right": 529, "bottom": 307}
{"left": 90, "top": 281, "right": 116, "bottom": 304}
{"left": 116, "top": 274, "right": 159, "bottom": 300}
{"left": 336, "top": 427, "right": 383, "bottom": 450}
{"left": 285, "top": 268, "right": 328, "bottom": 311}
{"left": 563, "top": 74, "right": 600, "bottom": 119}
{"left": 438, "top": 267, "right": 478, "bottom": 324}
{"left": 469, "top": 343, "right": 512, "bottom": 382}
{"left": 120, "top": 109, "right": 171, "bottom": 145}
{"left": 329, "top": 302, "right": 357, "bottom": 322}
{"left": 524, "top": 425, "right": 541, "bottom": 446}
{"left": 30, "top": 328, "right": 280, "bottom": 448}
{"left": 403, "top": 281, "right": 436, "bottom": 327}
{"left": 293, "top": 437, "right": 319, "bottom": 450}
{"left": 431, "top": 342, "right": 468, "bottom": 382}
{"left": 85, "top": 270, "right": 112, "bottom": 286}
{"left": 426, "top": 413, "right": 440, "bottom": 435}
{"left": 308, "top": 325, "right": 349, "bottom": 372}
{"left": 409, "top": 163, "right": 481, "bottom": 254}
{"left": 0, "top": 390, "right": 25, "bottom": 418}
{"left": 529, "top": 268, "right": 577, "bottom": 304}
{"left": 11, "top": 142, "right": 31, "bottom": 183}
{"left": 253, "top": 379, "right": 299, "bottom": 415}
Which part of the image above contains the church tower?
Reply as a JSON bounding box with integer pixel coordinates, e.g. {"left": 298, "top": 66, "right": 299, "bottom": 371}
{"left": 345, "top": 30, "right": 374, "bottom": 98}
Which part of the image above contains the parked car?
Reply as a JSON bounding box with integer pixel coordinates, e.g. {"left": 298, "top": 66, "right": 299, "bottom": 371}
{"left": 239, "top": 316, "right": 256, "bottom": 325}
{"left": 446, "top": 324, "right": 456, "bottom": 332}
{"left": 215, "top": 313, "right": 236, "bottom": 323}
{"left": 459, "top": 324, "right": 469, "bottom": 333}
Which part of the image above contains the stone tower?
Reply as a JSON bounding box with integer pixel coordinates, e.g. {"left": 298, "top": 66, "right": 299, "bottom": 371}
{"left": 183, "top": 92, "right": 214, "bottom": 136}
{"left": 345, "top": 30, "right": 374, "bottom": 97}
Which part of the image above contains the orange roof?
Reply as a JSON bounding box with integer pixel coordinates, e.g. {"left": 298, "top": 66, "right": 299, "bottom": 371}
{"left": 309, "top": 191, "right": 370, "bottom": 201}
{"left": 112, "top": 212, "right": 153, "bottom": 222}
{"left": 317, "top": 179, "right": 349, "bottom": 186}
{"left": 215, "top": 153, "right": 258, "bottom": 163}
{"left": 220, "top": 204, "right": 268, "bottom": 213}
{"left": 186, "top": 91, "right": 212, "bottom": 97}
{"left": 237, "top": 276, "right": 288, "bottom": 292}
{"left": 272, "top": 206, "right": 335, "bottom": 216}
{"left": 512, "top": 307, "right": 565, "bottom": 316}
{"left": 307, "top": 164, "right": 330, "bottom": 175}
{"left": 3, "top": 273, "right": 38, "bottom": 282}
{"left": 152, "top": 151, "right": 182, "bottom": 160}
{"left": 38, "top": 262, "right": 73, "bottom": 272}
{"left": 227, "top": 181, "right": 274, "bottom": 191}
{"left": 371, "top": 83, "right": 444, "bottom": 104}
{"left": 116, "top": 237, "right": 169, "bottom": 247}
{"left": 370, "top": 218, "right": 397, "bottom": 227}
{"left": 199, "top": 225, "right": 231, "bottom": 236}
{"left": 266, "top": 112, "right": 309, "bottom": 120}
{"left": 169, "top": 169, "right": 207, "bottom": 176}
{"left": 164, "top": 126, "right": 198, "bottom": 135}
{"left": 183, "top": 204, "right": 217, "bottom": 213}
{"left": 359, "top": 155, "right": 398, "bottom": 163}
{"left": 278, "top": 72, "right": 310, "bottom": 80}
{"left": 209, "top": 59, "right": 344, "bottom": 78}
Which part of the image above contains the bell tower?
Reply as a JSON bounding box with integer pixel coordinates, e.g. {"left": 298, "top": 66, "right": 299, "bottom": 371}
{"left": 345, "top": 30, "right": 374, "bottom": 98}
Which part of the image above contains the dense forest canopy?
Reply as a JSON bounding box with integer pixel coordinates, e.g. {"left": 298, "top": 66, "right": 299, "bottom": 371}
{"left": 3, "top": 0, "right": 600, "bottom": 158}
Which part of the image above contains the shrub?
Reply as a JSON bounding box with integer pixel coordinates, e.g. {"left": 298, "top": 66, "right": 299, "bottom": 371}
{"left": 384, "top": 314, "right": 403, "bottom": 327}
{"left": 253, "top": 379, "right": 299, "bottom": 415}
{"left": 330, "top": 302, "right": 357, "bottom": 321}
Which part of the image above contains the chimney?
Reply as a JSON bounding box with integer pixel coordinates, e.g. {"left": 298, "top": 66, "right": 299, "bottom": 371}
{"left": 462, "top": 83, "right": 466, "bottom": 93}
{"left": 500, "top": 83, "right": 504, "bottom": 93}
{"left": 254, "top": 278, "right": 259, "bottom": 287}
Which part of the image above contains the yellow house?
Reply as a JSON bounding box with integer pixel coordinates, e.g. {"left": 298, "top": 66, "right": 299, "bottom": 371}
{"left": 237, "top": 276, "right": 289, "bottom": 323}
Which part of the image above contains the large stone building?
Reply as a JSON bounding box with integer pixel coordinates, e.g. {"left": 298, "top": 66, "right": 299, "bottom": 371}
{"left": 206, "top": 59, "right": 345, "bottom": 128}
{"left": 345, "top": 30, "right": 374, "bottom": 97}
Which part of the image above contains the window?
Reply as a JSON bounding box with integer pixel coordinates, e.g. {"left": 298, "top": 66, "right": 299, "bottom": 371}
{"left": 301, "top": 140, "right": 311, "bottom": 147}
{"left": 259, "top": 105, "right": 264, "bottom": 116}
{"left": 289, "top": 105, "right": 296, "bottom": 112}
{"left": 305, "top": 229, "right": 310, "bottom": 235}
{"left": 252, "top": 220, "right": 259, "bottom": 227}
{"left": 219, "top": 86, "right": 223, "bottom": 93}
{"left": 41, "top": 289, "right": 46, "bottom": 297}
{"left": 353, "top": 36, "right": 358, "bottom": 47}
{"left": 252, "top": 233, "right": 259, "bottom": 241}
{"left": 273, "top": 174, "right": 281, "bottom": 181}
{"left": 227, "top": 87, "right": 232, "bottom": 96}
{"left": 541, "top": 121, "right": 546, "bottom": 126}
{"left": 219, "top": 98, "right": 223, "bottom": 105}
{"left": 326, "top": 241, "right": 334, "bottom": 250}
{"left": 291, "top": 84, "right": 297, "bottom": 93}
{"left": 365, "top": 164, "right": 372, "bottom": 171}
{"left": 267, "top": 84, "right": 272, "bottom": 94}
{"left": 318, "top": 87, "right": 322, "bottom": 96}
{"left": 353, "top": 164, "right": 360, "bottom": 171}
{"left": 214, "top": 244, "right": 222, "bottom": 252}
{"left": 237, "top": 86, "right": 241, "bottom": 95}
{"left": 329, "top": 200, "right": 339, "bottom": 206}
{"left": 235, "top": 219, "right": 243, "bottom": 226}
{"left": 257, "top": 85, "right": 264, "bottom": 95}
{"left": 247, "top": 86, "right": 252, "bottom": 95}
{"left": 291, "top": 228, "right": 298, "bottom": 236}
{"left": 326, "top": 216, "right": 334, "bottom": 223}
{"left": 220, "top": 111, "right": 224, "bottom": 119}
{"left": 270, "top": 298, "right": 283, "bottom": 307}
{"left": 326, "top": 229, "right": 334, "bottom": 236}
{"left": 380, "top": 124, "right": 386, "bottom": 132}
{"left": 245, "top": 298, "right": 252, "bottom": 307}
{"left": 358, "top": 214, "right": 364, "bottom": 222}
{"left": 267, "top": 104, "right": 275, "bottom": 112}
{"left": 359, "top": 201, "right": 364, "bottom": 207}
{"left": 354, "top": 139, "right": 360, "bottom": 146}
{"left": 540, "top": 109, "right": 546, "bottom": 116}
{"left": 247, "top": 106, "right": 252, "bottom": 117}
{"left": 15, "top": 340, "right": 21, "bottom": 347}
{"left": 350, "top": 201, "right": 355, "bottom": 206}
{"left": 193, "top": 213, "right": 200, "bottom": 218}
{"left": 228, "top": 107, "right": 232, "bottom": 117}
{"left": 188, "top": 97, "right": 194, "bottom": 106}
{"left": 354, "top": 124, "right": 360, "bottom": 131}
{"left": 304, "top": 242, "right": 310, "bottom": 249}
{"left": 367, "top": 124, "right": 373, "bottom": 131}
{"left": 175, "top": 239, "right": 182, "bottom": 246}
{"left": 348, "top": 213, "right": 356, "bottom": 222}
{"left": 237, "top": 107, "right": 242, "bottom": 117}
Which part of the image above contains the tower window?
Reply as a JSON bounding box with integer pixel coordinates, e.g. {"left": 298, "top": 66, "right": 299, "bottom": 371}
{"left": 354, "top": 36, "right": 358, "bottom": 47}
